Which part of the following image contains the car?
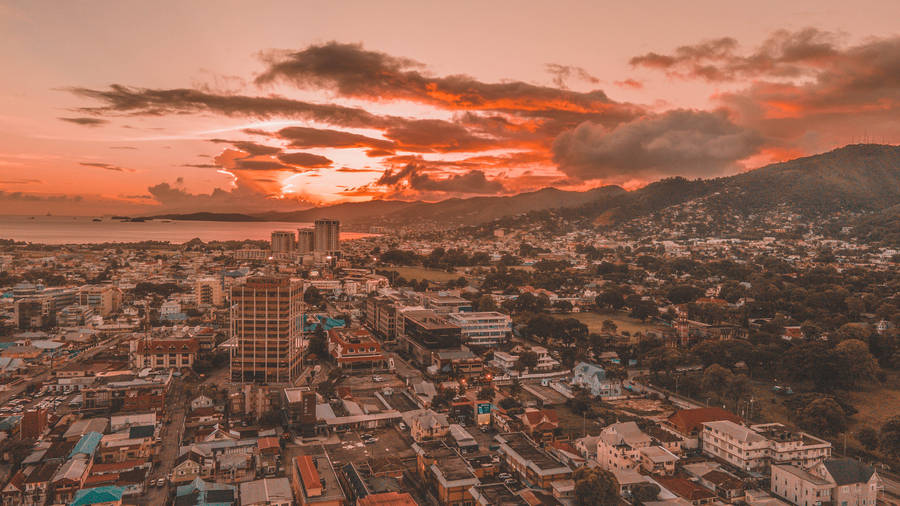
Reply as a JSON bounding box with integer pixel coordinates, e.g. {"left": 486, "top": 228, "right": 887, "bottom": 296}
{"left": 361, "top": 433, "right": 374, "bottom": 440}
{"left": 372, "top": 375, "right": 384, "bottom": 382}
{"left": 498, "top": 473, "right": 512, "bottom": 479}
{"left": 363, "top": 438, "right": 377, "bottom": 445}
{"left": 397, "top": 422, "right": 408, "bottom": 431}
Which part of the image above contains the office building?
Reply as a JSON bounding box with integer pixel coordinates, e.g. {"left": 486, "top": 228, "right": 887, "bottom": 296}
{"left": 399, "top": 310, "right": 462, "bottom": 366}
{"left": 230, "top": 277, "right": 304, "bottom": 385}
{"left": 77, "top": 284, "right": 121, "bottom": 316}
{"left": 297, "top": 228, "right": 315, "bottom": 254}
{"left": 446, "top": 311, "right": 512, "bottom": 347}
{"left": 314, "top": 219, "right": 340, "bottom": 254}
{"left": 271, "top": 231, "right": 295, "bottom": 253}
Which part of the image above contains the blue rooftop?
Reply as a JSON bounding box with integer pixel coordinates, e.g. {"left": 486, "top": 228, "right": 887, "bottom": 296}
{"left": 69, "top": 431, "right": 102, "bottom": 459}
{"left": 70, "top": 486, "right": 125, "bottom": 506}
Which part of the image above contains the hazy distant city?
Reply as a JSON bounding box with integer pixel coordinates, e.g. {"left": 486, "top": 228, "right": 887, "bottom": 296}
{"left": 2, "top": 2, "right": 900, "bottom": 506}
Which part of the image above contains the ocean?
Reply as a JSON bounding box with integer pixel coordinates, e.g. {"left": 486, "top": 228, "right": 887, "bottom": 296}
{"left": 0, "top": 215, "right": 373, "bottom": 245}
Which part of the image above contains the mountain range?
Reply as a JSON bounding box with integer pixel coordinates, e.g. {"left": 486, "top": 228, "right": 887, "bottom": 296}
{"left": 150, "top": 144, "right": 900, "bottom": 231}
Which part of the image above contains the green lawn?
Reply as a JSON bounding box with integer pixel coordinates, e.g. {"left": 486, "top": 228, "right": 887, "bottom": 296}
{"left": 567, "top": 310, "right": 666, "bottom": 335}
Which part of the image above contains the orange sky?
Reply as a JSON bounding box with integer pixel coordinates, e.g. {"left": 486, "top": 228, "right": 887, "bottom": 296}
{"left": 2, "top": 1, "right": 900, "bottom": 215}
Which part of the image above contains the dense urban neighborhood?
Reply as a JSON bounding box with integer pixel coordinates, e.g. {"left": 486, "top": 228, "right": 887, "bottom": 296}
{"left": 0, "top": 209, "right": 897, "bottom": 506}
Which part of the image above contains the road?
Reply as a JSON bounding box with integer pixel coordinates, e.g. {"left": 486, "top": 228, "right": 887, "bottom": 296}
{"left": 137, "top": 376, "right": 188, "bottom": 505}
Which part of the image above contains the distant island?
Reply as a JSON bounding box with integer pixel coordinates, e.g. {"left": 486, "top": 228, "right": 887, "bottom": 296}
{"left": 145, "top": 212, "right": 264, "bottom": 222}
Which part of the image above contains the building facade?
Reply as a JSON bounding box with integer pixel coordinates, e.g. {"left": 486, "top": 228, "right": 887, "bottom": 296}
{"left": 230, "top": 277, "right": 304, "bottom": 385}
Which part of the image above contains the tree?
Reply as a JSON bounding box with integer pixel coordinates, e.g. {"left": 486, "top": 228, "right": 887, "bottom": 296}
{"left": 303, "top": 286, "right": 325, "bottom": 307}
{"left": 517, "top": 351, "right": 539, "bottom": 372}
{"left": 857, "top": 427, "right": 879, "bottom": 451}
{"left": 881, "top": 416, "right": 900, "bottom": 458}
{"left": 573, "top": 466, "right": 619, "bottom": 506}
{"left": 667, "top": 285, "right": 703, "bottom": 305}
{"left": 596, "top": 290, "right": 625, "bottom": 310}
{"left": 475, "top": 294, "right": 498, "bottom": 312}
{"left": 795, "top": 397, "right": 846, "bottom": 436}
{"left": 701, "top": 364, "right": 734, "bottom": 398}
{"left": 601, "top": 319, "right": 618, "bottom": 334}
{"left": 835, "top": 339, "right": 879, "bottom": 385}
{"left": 631, "top": 482, "right": 661, "bottom": 503}
{"left": 477, "top": 386, "right": 495, "bottom": 401}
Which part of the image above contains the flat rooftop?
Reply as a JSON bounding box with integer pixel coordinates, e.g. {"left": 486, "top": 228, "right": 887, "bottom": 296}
{"left": 496, "top": 432, "right": 569, "bottom": 473}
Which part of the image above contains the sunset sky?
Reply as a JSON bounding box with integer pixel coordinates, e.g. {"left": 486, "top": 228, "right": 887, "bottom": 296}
{"left": 2, "top": 0, "right": 900, "bottom": 215}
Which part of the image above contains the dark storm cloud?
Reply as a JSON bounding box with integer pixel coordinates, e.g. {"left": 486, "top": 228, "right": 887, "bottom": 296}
{"left": 553, "top": 109, "right": 764, "bottom": 181}
{"left": 58, "top": 116, "right": 109, "bottom": 126}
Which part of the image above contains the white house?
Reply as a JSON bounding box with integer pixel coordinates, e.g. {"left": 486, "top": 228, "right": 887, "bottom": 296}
{"left": 572, "top": 362, "right": 622, "bottom": 398}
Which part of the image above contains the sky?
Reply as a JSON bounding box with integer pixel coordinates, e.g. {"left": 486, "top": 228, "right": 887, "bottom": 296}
{"left": 2, "top": 0, "right": 900, "bottom": 215}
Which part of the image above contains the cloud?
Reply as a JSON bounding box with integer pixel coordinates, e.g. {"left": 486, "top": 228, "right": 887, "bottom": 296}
{"left": 375, "top": 162, "right": 505, "bottom": 195}
{"left": 635, "top": 29, "right": 900, "bottom": 152}
{"left": 630, "top": 28, "right": 840, "bottom": 82}
{"left": 58, "top": 116, "right": 108, "bottom": 127}
{"left": 336, "top": 167, "right": 382, "bottom": 173}
{"left": 255, "top": 42, "right": 638, "bottom": 120}
{"left": 553, "top": 109, "right": 764, "bottom": 181}
{"left": 147, "top": 180, "right": 313, "bottom": 213}
{"left": 263, "top": 126, "right": 395, "bottom": 150}
{"left": 0, "top": 191, "right": 83, "bottom": 202}
{"left": 383, "top": 119, "right": 501, "bottom": 152}
{"left": 79, "top": 162, "right": 136, "bottom": 173}
{"left": 276, "top": 152, "right": 333, "bottom": 168}
{"left": 0, "top": 178, "right": 42, "bottom": 184}
{"left": 545, "top": 64, "right": 600, "bottom": 88}
{"left": 210, "top": 139, "right": 282, "bottom": 156}
{"left": 67, "top": 85, "right": 392, "bottom": 129}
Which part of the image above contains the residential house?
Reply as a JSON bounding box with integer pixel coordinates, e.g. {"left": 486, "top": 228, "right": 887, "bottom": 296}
{"left": 571, "top": 362, "right": 622, "bottom": 398}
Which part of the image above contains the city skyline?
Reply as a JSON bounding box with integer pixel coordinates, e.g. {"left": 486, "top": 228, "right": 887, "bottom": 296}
{"left": 2, "top": 1, "right": 900, "bottom": 215}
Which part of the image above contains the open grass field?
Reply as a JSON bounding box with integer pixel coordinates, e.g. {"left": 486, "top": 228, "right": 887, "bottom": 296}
{"left": 567, "top": 310, "right": 667, "bottom": 335}
{"left": 747, "top": 373, "right": 900, "bottom": 455}
{"left": 389, "top": 266, "right": 462, "bottom": 282}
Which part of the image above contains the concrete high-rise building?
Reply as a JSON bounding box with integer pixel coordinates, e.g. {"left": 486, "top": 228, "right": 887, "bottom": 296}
{"left": 230, "top": 276, "right": 304, "bottom": 385}
{"left": 271, "top": 230, "right": 295, "bottom": 253}
{"left": 296, "top": 228, "right": 315, "bottom": 254}
{"left": 314, "top": 218, "right": 340, "bottom": 254}
{"left": 196, "top": 277, "right": 225, "bottom": 307}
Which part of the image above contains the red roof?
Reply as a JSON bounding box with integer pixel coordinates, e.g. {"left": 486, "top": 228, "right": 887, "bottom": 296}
{"left": 655, "top": 477, "right": 716, "bottom": 501}
{"left": 257, "top": 436, "right": 280, "bottom": 453}
{"left": 296, "top": 455, "right": 322, "bottom": 497}
{"left": 89, "top": 460, "right": 146, "bottom": 475}
{"left": 137, "top": 339, "right": 199, "bottom": 354}
{"left": 521, "top": 409, "right": 560, "bottom": 429}
{"left": 667, "top": 407, "right": 742, "bottom": 435}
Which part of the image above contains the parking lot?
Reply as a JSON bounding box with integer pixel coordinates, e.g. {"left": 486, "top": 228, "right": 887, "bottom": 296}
{"left": 324, "top": 426, "right": 416, "bottom": 467}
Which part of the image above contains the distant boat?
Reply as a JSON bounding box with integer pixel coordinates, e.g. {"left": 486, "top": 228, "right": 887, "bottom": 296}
{"left": 92, "top": 218, "right": 102, "bottom": 222}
